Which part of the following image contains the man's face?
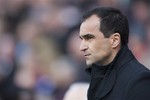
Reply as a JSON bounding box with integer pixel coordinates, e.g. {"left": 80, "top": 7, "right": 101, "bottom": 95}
{"left": 79, "top": 15, "right": 113, "bottom": 66}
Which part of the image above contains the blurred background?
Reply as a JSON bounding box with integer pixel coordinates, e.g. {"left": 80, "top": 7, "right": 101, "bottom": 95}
{"left": 0, "top": 0, "right": 149, "bottom": 100}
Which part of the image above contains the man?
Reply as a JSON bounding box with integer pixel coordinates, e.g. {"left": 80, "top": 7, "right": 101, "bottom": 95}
{"left": 79, "top": 7, "right": 150, "bottom": 100}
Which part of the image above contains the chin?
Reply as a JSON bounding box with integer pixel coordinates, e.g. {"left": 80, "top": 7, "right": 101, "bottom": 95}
{"left": 86, "top": 61, "right": 94, "bottom": 67}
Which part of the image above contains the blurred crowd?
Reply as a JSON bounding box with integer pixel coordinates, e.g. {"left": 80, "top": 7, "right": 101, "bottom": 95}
{"left": 0, "top": 0, "right": 150, "bottom": 100}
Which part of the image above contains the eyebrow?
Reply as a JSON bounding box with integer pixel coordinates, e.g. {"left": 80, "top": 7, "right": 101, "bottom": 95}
{"left": 79, "top": 33, "right": 95, "bottom": 39}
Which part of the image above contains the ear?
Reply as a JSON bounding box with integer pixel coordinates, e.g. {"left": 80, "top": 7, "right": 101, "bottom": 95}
{"left": 110, "top": 33, "right": 121, "bottom": 48}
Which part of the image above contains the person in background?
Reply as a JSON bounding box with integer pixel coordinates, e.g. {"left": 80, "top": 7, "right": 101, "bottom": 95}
{"left": 79, "top": 7, "right": 150, "bottom": 100}
{"left": 63, "top": 82, "right": 89, "bottom": 100}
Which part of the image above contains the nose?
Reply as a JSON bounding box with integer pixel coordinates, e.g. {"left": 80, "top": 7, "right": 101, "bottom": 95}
{"left": 80, "top": 41, "right": 88, "bottom": 52}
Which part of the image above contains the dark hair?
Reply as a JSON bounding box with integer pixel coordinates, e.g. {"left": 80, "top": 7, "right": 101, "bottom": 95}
{"left": 82, "top": 7, "right": 129, "bottom": 45}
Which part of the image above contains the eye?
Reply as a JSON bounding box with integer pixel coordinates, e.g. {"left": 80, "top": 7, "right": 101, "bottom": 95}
{"left": 84, "top": 34, "right": 95, "bottom": 40}
{"left": 85, "top": 36, "right": 92, "bottom": 40}
{"left": 79, "top": 34, "right": 95, "bottom": 41}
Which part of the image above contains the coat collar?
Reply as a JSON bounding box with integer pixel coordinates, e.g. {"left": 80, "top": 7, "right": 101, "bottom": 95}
{"left": 86, "top": 45, "right": 135, "bottom": 98}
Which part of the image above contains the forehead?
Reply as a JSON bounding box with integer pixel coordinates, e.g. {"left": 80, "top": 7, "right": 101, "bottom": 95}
{"left": 80, "top": 15, "right": 100, "bottom": 33}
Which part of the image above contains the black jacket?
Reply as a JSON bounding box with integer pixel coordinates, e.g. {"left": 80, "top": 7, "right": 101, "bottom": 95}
{"left": 86, "top": 45, "right": 150, "bottom": 100}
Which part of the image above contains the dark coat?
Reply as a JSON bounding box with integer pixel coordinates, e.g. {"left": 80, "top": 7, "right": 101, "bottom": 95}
{"left": 86, "top": 45, "right": 150, "bottom": 100}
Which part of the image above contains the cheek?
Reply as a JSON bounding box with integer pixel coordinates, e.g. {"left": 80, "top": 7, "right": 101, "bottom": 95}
{"left": 91, "top": 40, "right": 112, "bottom": 56}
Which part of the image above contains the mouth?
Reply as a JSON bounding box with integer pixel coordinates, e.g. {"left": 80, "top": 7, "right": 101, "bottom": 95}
{"left": 84, "top": 54, "right": 91, "bottom": 57}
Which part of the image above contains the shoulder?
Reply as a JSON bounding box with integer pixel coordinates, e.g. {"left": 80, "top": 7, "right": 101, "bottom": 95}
{"left": 118, "top": 58, "right": 150, "bottom": 79}
{"left": 120, "top": 58, "right": 150, "bottom": 86}
{"left": 116, "top": 58, "right": 150, "bottom": 99}
{"left": 124, "top": 68, "right": 150, "bottom": 100}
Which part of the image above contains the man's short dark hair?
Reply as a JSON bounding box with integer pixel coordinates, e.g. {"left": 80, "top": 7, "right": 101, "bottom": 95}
{"left": 82, "top": 7, "right": 129, "bottom": 45}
